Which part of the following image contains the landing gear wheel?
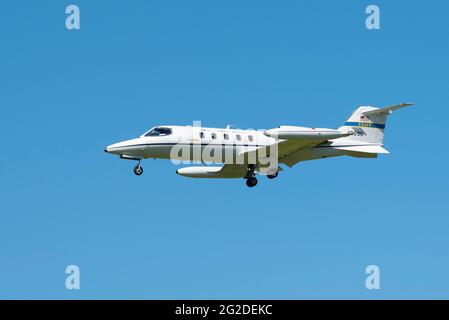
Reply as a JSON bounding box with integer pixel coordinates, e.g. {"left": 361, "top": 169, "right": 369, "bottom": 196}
{"left": 133, "top": 165, "right": 143, "bottom": 176}
{"left": 267, "top": 172, "right": 279, "bottom": 180}
{"left": 246, "top": 177, "right": 258, "bottom": 188}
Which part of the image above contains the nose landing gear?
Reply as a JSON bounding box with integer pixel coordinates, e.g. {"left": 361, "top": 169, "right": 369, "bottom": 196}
{"left": 133, "top": 162, "right": 144, "bottom": 176}
{"left": 118, "top": 155, "right": 144, "bottom": 176}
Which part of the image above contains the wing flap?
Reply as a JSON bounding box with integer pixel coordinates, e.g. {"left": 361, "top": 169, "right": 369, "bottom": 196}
{"left": 333, "top": 145, "right": 390, "bottom": 154}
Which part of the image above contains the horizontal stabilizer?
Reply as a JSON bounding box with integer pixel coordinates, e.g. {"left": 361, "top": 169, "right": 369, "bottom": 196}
{"left": 334, "top": 145, "right": 390, "bottom": 154}
{"left": 362, "top": 103, "right": 414, "bottom": 116}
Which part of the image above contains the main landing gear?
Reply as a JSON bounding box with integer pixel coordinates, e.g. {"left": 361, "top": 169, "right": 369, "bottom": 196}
{"left": 246, "top": 177, "right": 258, "bottom": 188}
{"left": 133, "top": 162, "right": 144, "bottom": 176}
{"left": 245, "top": 164, "right": 258, "bottom": 188}
{"left": 267, "top": 172, "right": 279, "bottom": 180}
{"left": 244, "top": 165, "right": 280, "bottom": 187}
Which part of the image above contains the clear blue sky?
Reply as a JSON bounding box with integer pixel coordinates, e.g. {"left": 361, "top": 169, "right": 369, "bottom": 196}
{"left": 1, "top": 0, "right": 448, "bottom": 299}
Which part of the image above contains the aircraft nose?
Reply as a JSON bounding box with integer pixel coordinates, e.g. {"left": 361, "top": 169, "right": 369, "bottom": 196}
{"left": 104, "top": 144, "right": 116, "bottom": 154}
{"left": 104, "top": 138, "right": 142, "bottom": 155}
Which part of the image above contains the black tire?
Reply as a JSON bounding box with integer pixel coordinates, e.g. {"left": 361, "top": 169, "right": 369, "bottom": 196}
{"left": 267, "top": 172, "right": 278, "bottom": 180}
{"left": 246, "top": 177, "right": 258, "bottom": 188}
{"left": 133, "top": 165, "right": 143, "bottom": 176}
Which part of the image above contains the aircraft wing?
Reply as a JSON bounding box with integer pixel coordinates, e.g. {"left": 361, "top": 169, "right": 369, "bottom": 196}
{"left": 239, "top": 138, "right": 329, "bottom": 165}
{"left": 239, "top": 126, "right": 352, "bottom": 164}
{"left": 208, "top": 164, "right": 247, "bottom": 178}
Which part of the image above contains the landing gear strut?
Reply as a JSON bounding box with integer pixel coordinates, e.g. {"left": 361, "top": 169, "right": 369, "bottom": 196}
{"left": 245, "top": 164, "right": 258, "bottom": 188}
{"left": 133, "top": 162, "right": 144, "bottom": 176}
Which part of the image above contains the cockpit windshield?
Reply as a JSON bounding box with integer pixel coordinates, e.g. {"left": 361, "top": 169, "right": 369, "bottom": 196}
{"left": 144, "top": 127, "right": 172, "bottom": 137}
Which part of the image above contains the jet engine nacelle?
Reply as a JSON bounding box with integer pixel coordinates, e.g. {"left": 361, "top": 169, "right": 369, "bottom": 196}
{"left": 263, "top": 126, "right": 351, "bottom": 140}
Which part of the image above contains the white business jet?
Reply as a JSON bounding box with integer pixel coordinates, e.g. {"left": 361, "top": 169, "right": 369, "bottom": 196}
{"left": 105, "top": 103, "right": 412, "bottom": 187}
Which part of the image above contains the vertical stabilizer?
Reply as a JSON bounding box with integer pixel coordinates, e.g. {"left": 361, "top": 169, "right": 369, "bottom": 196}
{"left": 338, "top": 103, "right": 413, "bottom": 145}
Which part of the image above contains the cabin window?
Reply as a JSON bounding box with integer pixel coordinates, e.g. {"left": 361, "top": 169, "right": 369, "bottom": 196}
{"left": 236, "top": 134, "right": 241, "bottom": 141}
{"left": 200, "top": 132, "right": 205, "bottom": 139}
{"left": 223, "top": 133, "right": 229, "bottom": 140}
{"left": 211, "top": 133, "right": 217, "bottom": 140}
{"left": 145, "top": 127, "right": 172, "bottom": 137}
{"left": 248, "top": 135, "right": 254, "bottom": 142}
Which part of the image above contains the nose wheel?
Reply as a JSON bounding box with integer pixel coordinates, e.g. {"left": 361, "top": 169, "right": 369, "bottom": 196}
{"left": 133, "top": 164, "right": 144, "bottom": 176}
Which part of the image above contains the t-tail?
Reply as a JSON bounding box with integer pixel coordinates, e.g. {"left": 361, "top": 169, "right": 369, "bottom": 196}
{"left": 335, "top": 103, "right": 414, "bottom": 155}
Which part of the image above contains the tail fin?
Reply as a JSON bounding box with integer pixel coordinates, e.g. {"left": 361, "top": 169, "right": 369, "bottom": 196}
{"left": 338, "top": 103, "right": 413, "bottom": 145}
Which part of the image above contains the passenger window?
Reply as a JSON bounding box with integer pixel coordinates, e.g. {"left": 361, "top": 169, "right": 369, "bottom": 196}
{"left": 236, "top": 134, "right": 241, "bottom": 141}
{"left": 224, "top": 133, "right": 229, "bottom": 140}
{"left": 211, "top": 133, "right": 217, "bottom": 140}
{"left": 200, "top": 132, "right": 205, "bottom": 139}
{"left": 248, "top": 135, "right": 254, "bottom": 142}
